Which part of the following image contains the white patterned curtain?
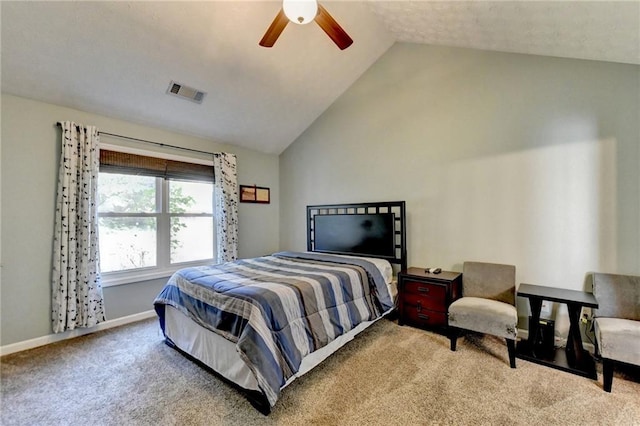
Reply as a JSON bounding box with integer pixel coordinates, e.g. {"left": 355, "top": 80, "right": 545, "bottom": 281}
{"left": 213, "top": 153, "right": 239, "bottom": 262}
{"left": 52, "top": 121, "right": 105, "bottom": 333}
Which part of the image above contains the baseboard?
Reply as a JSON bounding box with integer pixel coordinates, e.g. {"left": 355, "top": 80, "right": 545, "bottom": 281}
{"left": 0, "top": 310, "right": 157, "bottom": 356}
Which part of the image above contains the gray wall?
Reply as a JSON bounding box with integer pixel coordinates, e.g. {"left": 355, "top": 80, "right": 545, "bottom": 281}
{"left": 1, "top": 94, "right": 280, "bottom": 346}
{"left": 280, "top": 43, "right": 640, "bottom": 333}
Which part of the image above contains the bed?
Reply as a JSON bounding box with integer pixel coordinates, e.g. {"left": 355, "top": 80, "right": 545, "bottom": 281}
{"left": 154, "top": 201, "right": 407, "bottom": 414}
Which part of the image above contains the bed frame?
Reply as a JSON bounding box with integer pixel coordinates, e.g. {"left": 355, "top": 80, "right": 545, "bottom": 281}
{"left": 163, "top": 201, "right": 408, "bottom": 415}
{"left": 307, "top": 200, "right": 407, "bottom": 272}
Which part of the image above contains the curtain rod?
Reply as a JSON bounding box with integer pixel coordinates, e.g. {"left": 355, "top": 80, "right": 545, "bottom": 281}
{"left": 56, "top": 122, "right": 217, "bottom": 157}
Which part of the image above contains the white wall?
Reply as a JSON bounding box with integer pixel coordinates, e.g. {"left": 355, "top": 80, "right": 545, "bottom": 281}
{"left": 280, "top": 43, "right": 640, "bottom": 334}
{"left": 0, "top": 94, "right": 280, "bottom": 346}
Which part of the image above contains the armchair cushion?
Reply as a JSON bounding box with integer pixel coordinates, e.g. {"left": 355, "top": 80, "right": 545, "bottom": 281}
{"left": 592, "top": 273, "right": 640, "bottom": 320}
{"left": 594, "top": 317, "right": 640, "bottom": 366}
{"left": 448, "top": 297, "right": 518, "bottom": 339}
{"left": 462, "top": 262, "right": 516, "bottom": 305}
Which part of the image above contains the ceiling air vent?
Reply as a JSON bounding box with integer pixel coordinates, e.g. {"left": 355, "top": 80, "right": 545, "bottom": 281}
{"left": 167, "top": 81, "right": 206, "bottom": 104}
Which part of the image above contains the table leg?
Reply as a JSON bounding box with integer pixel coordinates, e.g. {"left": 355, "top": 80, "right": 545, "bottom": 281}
{"left": 566, "top": 303, "right": 585, "bottom": 367}
{"left": 528, "top": 297, "right": 543, "bottom": 355}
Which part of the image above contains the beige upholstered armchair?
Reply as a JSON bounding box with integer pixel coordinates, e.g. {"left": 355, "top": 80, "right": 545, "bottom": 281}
{"left": 448, "top": 262, "right": 518, "bottom": 368}
{"left": 592, "top": 272, "right": 640, "bottom": 392}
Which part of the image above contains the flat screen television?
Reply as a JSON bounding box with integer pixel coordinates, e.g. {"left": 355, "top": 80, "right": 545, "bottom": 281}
{"left": 313, "top": 213, "right": 395, "bottom": 258}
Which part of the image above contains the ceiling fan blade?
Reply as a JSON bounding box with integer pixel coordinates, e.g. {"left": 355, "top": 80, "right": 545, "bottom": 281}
{"left": 259, "top": 8, "right": 289, "bottom": 48}
{"left": 315, "top": 4, "right": 353, "bottom": 50}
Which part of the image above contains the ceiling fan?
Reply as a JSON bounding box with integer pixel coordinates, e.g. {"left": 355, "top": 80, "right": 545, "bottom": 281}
{"left": 259, "top": 0, "right": 353, "bottom": 50}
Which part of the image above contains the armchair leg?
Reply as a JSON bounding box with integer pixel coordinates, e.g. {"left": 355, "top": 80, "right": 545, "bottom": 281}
{"left": 449, "top": 329, "right": 458, "bottom": 351}
{"left": 506, "top": 338, "right": 516, "bottom": 368}
{"left": 602, "top": 358, "right": 614, "bottom": 392}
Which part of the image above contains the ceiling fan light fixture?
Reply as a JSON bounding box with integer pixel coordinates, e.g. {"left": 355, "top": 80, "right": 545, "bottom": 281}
{"left": 283, "top": 0, "right": 318, "bottom": 25}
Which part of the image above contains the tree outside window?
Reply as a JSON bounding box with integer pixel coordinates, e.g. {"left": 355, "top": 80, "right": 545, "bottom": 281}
{"left": 98, "top": 172, "right": 214, "bottom": 274}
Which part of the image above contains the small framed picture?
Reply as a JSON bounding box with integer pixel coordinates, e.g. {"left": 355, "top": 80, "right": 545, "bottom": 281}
{"left": 240, "top": 185, "right": 270, "bottom": 204}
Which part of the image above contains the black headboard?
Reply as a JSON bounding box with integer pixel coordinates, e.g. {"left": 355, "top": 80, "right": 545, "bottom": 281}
{"left": 307, "top": 201, "right": 407, "bottom": 271}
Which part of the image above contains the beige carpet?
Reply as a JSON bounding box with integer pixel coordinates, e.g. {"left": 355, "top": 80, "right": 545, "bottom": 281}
{"left": 1, "top": 318, "right": 639, "bottom": 425}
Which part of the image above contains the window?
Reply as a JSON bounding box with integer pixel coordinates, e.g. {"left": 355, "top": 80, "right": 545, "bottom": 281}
{"left": 97, "top": 149, "right": 215, "bottom": 285}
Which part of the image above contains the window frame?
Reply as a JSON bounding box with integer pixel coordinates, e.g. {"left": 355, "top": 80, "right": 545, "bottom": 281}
{"left": 98, "top": 144, "right": 215, "bottom": 287}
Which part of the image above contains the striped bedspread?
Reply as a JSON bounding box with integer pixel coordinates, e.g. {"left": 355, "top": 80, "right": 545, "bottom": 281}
{"left": 153, "top": 251, "right": 393, "bottom": 407}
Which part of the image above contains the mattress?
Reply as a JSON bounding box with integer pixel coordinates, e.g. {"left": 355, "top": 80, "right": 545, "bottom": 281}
{"left": 164, "top": 300, "right": 395, "bottom": 392}
{"left": 158, "top": 253, "right": 396, "bottom": 401}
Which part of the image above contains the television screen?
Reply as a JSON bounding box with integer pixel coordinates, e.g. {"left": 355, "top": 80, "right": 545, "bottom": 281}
{"left": 314, "top": 213, "right": 395, "bottom": 258}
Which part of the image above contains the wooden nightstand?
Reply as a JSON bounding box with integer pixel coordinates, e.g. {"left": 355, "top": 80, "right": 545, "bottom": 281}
{"left": 398, "top": 267, "right": 462, "bottom": 332}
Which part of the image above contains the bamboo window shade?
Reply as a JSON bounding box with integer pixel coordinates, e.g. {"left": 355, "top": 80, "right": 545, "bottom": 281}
{"left": 99, "top": 150, "right": 214, "bottom": 182}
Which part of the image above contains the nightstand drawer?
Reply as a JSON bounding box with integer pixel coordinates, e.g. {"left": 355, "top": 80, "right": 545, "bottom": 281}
{"left": 401, "top": 292, "right": 444, "bottom": 312}
{"left": 402, "top": 306, "right": 447, "bottom": 327}
{"left": 402, "top": 280, "right": 446, "bottom": 301}
{"left": 397, "top": 268, "right": 461, "bottom": 333}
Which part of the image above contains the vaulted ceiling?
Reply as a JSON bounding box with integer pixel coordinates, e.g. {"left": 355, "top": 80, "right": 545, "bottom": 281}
{"left": 2, "top": 1, "right": 638, "bottom": 154}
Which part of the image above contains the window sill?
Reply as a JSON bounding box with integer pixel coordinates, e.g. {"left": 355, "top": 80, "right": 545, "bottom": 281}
{"left": 101, "top": 261, "right": 214, "bottom": 287}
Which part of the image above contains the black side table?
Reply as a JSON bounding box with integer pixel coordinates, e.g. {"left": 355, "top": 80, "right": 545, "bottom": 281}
{"left": 516, "top": 283, "right": 598, "bottom": 379}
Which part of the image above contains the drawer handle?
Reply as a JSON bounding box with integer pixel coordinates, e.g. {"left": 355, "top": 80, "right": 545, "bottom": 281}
{"left": 418, "top": 313, "right": 430, "bottom": 321}
{"left": 418, "top": 287, "right": 430, "bottom": 293}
